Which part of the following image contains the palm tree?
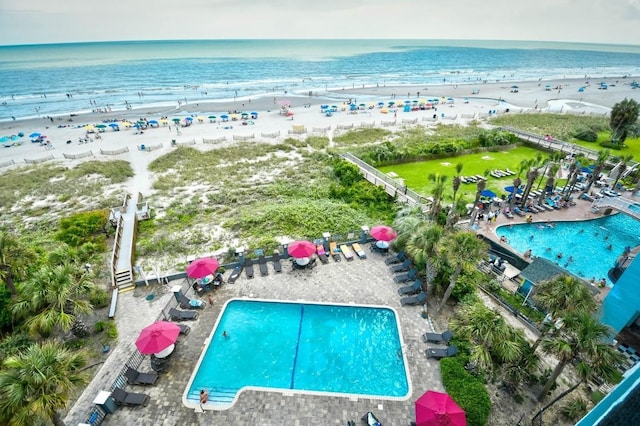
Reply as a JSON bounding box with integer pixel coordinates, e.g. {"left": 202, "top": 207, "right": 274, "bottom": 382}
{"left": 0, "top": 341, "right": 88, "bottom": 426}
{"left": 582, "top": 149, "right": 610, "bottom": 194}
{"left": 519, "top": 156, "right": 543, "bottom": 209}
{"left": 530, "top": 275, "right": 597, "bottom": 352}
{"left": 428, "top": 173, "right": 448, "bottom": 222}
{"left": 611, "top": 154, "right": 634, "bottom": 190}
{"left": 406, "top": 223, "right": 444, "bottom": 281}
{"left": 610, "top": 98, "right": 640, "bottom": 145}
{"left": 392, "top": 205, "right": 424, "bottom": 250}
{"left": 0, "top": 232, "right": 37, "bottom": 296}
{"left": 468, "top": 177, "right": 486, "bottom": 225}
{"left": 12, "top": 264, "right": 97, "bottom": 337}
{"left": 536, "top": 152, "right": 564, "bottom": 190}
{"left": 508, "top": 162, "right": 527, "bottom": 212}
{"left": 446, "top": 163, "right": 464, "bottom": 228}
{"left": 537, "top": 312, "right": 624, "bottom": 402}
{"left": 451, "top": 301, "right": 528, "bottom": 370}
{"left": 436, "top": 231, "right": 488, "bottom": 313}
{"left": 537, "top": 163, "right": 560, "bottom": 205}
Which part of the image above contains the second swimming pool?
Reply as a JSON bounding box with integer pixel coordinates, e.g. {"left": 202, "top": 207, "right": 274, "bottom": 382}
{"left": 183, "top": 299, "right": 410, "bottom": 409}
{"left": 496, "top": 213, "right": 640, "bottom": 285}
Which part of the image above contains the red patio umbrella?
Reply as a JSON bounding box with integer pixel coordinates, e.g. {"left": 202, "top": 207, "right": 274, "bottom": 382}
{"left": 287, "top": 240, "right": 316, "bottom": 258}
{"left": 415, "top": 390, "right": 467, "bottom": 426}
{"left": 186, "top": 257, "right": 219, "bottom": 279}
{"left": 370, "top": 225, "right": 397, "bottom": 242}
{"left": 135, "top": 321, "right": 181, "bottom": 355}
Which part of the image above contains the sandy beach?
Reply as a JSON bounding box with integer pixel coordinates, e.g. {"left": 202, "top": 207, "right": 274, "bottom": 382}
{"left": 1, "top": 77, "right": 638, "bottom": 192}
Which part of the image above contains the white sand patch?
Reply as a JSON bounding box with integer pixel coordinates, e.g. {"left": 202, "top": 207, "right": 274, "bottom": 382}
{"left": 440, "top": 162, "right": 452, "bottom": 166}
{"left": 481, "top": 156, "right": 493, "bottom": 160}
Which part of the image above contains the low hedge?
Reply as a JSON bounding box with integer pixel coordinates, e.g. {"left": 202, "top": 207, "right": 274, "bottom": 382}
{"left": 440, "top": 356, "right": 492, "bottom": 426}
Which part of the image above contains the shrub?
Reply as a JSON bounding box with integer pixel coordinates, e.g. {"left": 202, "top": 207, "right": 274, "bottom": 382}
{"left": 560, "top": 397, "right": 588, "bottom": 421}
{"left": 574, "top": 129, "right": 598, "bottom": 142}
{"left": 56, "top": 210, "right": 109, "bottom": 247}
{"left": 441, "top": 356, "right": 492, "bottom": 426}
{"left": 89, "top": 289, "right": 110, "bottom": 309}
{"left": 94, "top": 321, "right": 106, "bottom": 333}
{"left": 105, "top": 321, "right": 118, "bottom": 339}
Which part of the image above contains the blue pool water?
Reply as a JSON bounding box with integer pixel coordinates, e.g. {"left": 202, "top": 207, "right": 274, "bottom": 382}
{"left": 184, "top": 299, "right": 410, "bottom": 408}
{"left": 496, "top": 213, "right": 640, "bottom": 285}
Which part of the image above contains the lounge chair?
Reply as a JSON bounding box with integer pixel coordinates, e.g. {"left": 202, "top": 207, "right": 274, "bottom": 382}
{"left": 361, "top": 411, "right": 383, "bottom": 426}
{"left": 340, "top": 244, "right": 355, "bottom": 261}
{"left": 178, "top": 294, "right": 205, "bottom": 310}
{"left": 329, "top": 241, "right": 341, "bottom": 262}
{"left": 257, "top": 253, "right": 268, "bottom": 276}
{"left": 422, "top": 329, "right": 454, "bottom": 344}
{"left": 384, "top": 251, "right": 405, "bottom": 265}
{"left": 316, "top": 245, "right": 329, "bottom": 264}
{"left": 124, "top": 366, "right": 158, "bottom": 386}
{"left": 111, "top": 387, "right": 150, "bottom": 407}
{"left": 168, "top": 307, "right": 199, "bottom": 321}
{"left": 244, "top": 258, "right": 254, "bottom": 279}
{"left": 227, "top": 265, "right": 242, "bottom": 283}
{"left": 393, "top": 268, "right": 417, "bottom": 283}
{"left": 351, "top": 243, "right": 367, "bottom": 259}
{"left": 425, "top": 345, "right": 459, "bottom": 359}
{"left": 400, "top": 291, "right": 426, "bottom": 306}
{"left": 272, "top": 252, "right": 283, "bottom": 272}
{"left": 512, "top": 206, "right": 525, "bottom": 217}
{"left": 390, "top": 259, "right": 412, "bottom": 273}
{"left": 397, "top": 280, "right": 423, "bottom": 295}
{"left": 176, "top": 323, "right": 190, "bottom": 335}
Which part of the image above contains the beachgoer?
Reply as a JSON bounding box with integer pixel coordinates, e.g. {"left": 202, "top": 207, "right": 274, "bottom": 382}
{"left": 557, "top": 253, "right": 563, "bottom": 259}
{"left": 500, "top": 236, "right": 508, "bottom": 243}
{"left": 207, "top": 294, "right": 214, "bottom": 305}
{"left": 524, "top": 249, "right": 532, "bottom": 259}
{"left": 606, "top": 244, "right": 613, "bottom": 250}
{"left": 222, "top": 331, "right": 228, "bottom": 338}
{"left": 200, "top": 389, "right": 209, "bottom": 404}
{"left": 599, "top": 278, "right": 606, "bottom": 288}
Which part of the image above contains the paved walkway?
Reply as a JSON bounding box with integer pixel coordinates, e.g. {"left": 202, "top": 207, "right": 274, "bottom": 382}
{"left": 66, "top": 248, "right": 446, "bottom": 426}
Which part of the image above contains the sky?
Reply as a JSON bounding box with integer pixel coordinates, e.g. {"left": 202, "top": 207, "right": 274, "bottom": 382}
{"left": 1, "top": 0, "right": 639, "bottom": 46}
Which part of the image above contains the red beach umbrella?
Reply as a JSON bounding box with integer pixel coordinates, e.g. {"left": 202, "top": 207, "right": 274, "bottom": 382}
{"left": 370, "top": 225, "right": 397, "bottom": 242}
{"left": 135, "top": 321, "right": 181, "bottom": 355}
{"left": 186, "top": 257, "right": 219, "bottom": 279}
{"left": 415, "top": 390, "right": 467, "bottom": 426}
{"left": 287, "top": 240, "right": 316, "bottom": 258}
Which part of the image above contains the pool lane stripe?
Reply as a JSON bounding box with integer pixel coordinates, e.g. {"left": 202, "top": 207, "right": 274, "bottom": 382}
{"left": 290, "top": 304, "right": 304, "bottom": 389}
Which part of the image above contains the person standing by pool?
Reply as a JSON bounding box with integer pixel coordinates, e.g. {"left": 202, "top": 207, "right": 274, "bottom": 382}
{"left": 200, "top": 389, "right": 208, "bottom": 404}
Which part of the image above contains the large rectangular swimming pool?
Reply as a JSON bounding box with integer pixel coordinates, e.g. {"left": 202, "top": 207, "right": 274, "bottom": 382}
{"left": 183, "top": 299, "right": 410, "bottom": 409}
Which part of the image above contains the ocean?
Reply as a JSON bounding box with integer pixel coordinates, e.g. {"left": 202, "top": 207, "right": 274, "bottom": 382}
{"left": 1, "top": 39, "right": 639, "bottom": 122}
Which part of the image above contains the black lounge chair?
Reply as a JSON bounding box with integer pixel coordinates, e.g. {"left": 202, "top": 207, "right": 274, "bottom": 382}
{"left": 400, "top": 291, "right": 427, "bottom": 306}
{"left": 397, "top": 280, "right": 423, "bottom": 296}
{"left": 168, "top": 307, "right": 199, "bottom": 321}
{"left": 124, "top": 366, "right": 158, "bottom": 386}
{"left": 272, "top": 252, "right": 283, "bottom": 272}
{"left": 176, "top": 323, "right": 190, "bottom": 335}
{"left": 384, "top": 251, "right": 405, "bottom": 265}
{"left": 111, "top": 387, "right": 150, "bottom": 407}
{"left": 361, "top": 411, "right": 383, "bottom": 426}
{"left": 390, "top": 259, "right": 412, "bottom": 273}
{"left": 425, "top": 345, "right": 458, "bottom": 359}
{"left": 150, "top": 355, "right": 168, "bottom": 373}
{"left": 422, "top": 330, "right": 454, "bottom": 344}
{"left": 178, "top": 294, "right": 205, "bottom": 310}
{"left": 244, "top": 258, "right": 254, "bottom": 279}
{"left": 227, "top": 265, "right": 242, "bottom": 283}
{"left": 393, "top": 268, "right": 417, "bottom": 283}
{"left": 258, "top": 254, "right": 268, "bottom": 276}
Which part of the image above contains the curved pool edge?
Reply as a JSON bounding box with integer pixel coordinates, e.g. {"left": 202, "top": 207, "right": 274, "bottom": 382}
{"left": 181, "top": 297, "right": 413, "bottom": 411}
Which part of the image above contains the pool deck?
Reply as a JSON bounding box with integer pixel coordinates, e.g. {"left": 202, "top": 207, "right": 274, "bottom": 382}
{"left": 68, "top": 247, "right": 446, "bottom": 426}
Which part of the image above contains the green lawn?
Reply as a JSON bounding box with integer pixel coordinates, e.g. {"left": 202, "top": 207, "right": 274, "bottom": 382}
{"left": 571, "top": 133, "right": 640, "bottom": 161}
{"left": 378, "top": 146, "right": 555, "bottom": 202}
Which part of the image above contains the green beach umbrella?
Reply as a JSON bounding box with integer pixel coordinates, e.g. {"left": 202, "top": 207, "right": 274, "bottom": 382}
{"left": 95, "top": 124, "right": 107, "bottom": 129}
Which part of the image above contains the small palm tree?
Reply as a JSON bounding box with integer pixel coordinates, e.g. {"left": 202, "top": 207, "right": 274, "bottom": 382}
{"left": 392, "top": 205, "right": 424, "bottom": 250}
{"left": 583, "top": 149, "right": 611, "bottom": 194}
{"left": 519, "top": 156, "right": 543, "bottom": 209}
{"left": 447, "top": 163, "right": 464, "bottom": 228}
{"left": 436, "top": 231, "right": 488, "bottom": 313}
{"left": 428, "top": 173, "right": 448, "bottom": 222}
{"left": 469, "top": 177, "right": 486, "bottom": 225}
{"left": 611, "top": 154, "right": 634, "bottom": 190}
{"left": 406, "top": 223, "right": 444, "bottom": 277}
{"left": 0, "top": 341, "right": 88, "bottom": 426}
{"left": 0, "top": 232, "right": 37, "bottom": 296}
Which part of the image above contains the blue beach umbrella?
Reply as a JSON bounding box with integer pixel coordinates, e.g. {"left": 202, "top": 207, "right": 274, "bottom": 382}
{"left": 0, "top": 136, "right": 8, "bottom": 143}
{"left": 481, "top": 189, "right": 497, "bottom": 198}
{"left": 504, "top": 186, "right": 523, "bottom": 194}
{"left": 29, "top": 132, "right": 41, "bottom": 138}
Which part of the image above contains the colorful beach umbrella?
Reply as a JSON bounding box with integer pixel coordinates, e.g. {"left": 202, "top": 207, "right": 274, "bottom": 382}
{"left": 186, "top": 257, "right": 220, "bottom": 279}
{"left": 29, "top": 132, "right": 41, "bottom": 138}
{"left": 287, "top": 240, "right": 316, "bottom": 259}
{"left": 370, "top": 225, "right": 397, "bottom": 242}
{"left": 95, "top": 124, "right": 107, "bottom": 129}
{"left": 135, "top": 321, "right": 181, "bottom": 355}
{"left": 415, "top": 390, "right": 466, "bottom": 426}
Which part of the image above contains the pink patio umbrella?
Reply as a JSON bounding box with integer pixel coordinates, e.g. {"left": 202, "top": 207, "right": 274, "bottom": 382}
{"left": 287, "top": 240, "right": 316, "bottom": 259}
{"left": 415, "top": 390, "right": 467, "bottom": 426}
{"left": 186, "top": 257, "right": 220, "bottom": 279}
{"left": 370, "top": 225, "right": 397, "bottom": 242}
{"left": 135, "top": 321, "right": 181, "bottom": 355}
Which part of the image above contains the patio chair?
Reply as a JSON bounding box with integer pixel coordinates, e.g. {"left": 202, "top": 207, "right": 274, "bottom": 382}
{"left": 168, "top": 307, "right": 199, "bottom": 321}
{"left": 384, "top": 251, "right": 405, "bottom": 265}
{"left": 124, "top": 366, "right": 158, "bottom": 386}
{"left": 361, "top": 411, "right": 382, "bottom": 426}
{"left": 244, "top": 258, "right": 254, "bottom": 279}
{"left": 175, "top": 323, "right": 190, "bottom": 335}
{"left": 272, "top": 252, "right": 283, "bottom": 273}
{"left": 178, "top": 294, "right": 205, "bottom": 310}
{"left": 351, "top": 242, "right": 367, "bottom": 259}
{"left": 340, "top": 244, "right": 355, "bottom": 261}
{"left": 111, "top": 387, "right": 150, "bottom": 407}
{"left": 422, "top": 330, "right": 454, "bottom": 344}
{"left": 316, "top": 245, "right": 329, "bottom": 264}
{"left": 425, "top": 345, "right": 459, "bottom": 360}
{"left": 257, "top": 251, "right": 269, "bottom": 276}
{"left": 400, "top": 291, "right": 427, "bottom": 306}
{"left": 393, "top": 268, "right": 417, "bottom": 283}
{"left": 227, "top": 265, "right": 242, "bottom": 283}
{"left": 329, "top": 241, "right": 341, "bottom": 262}
{"left": 397, "top": 280, "right": 423, "bottom": 296}
{"left": 390, "top": 259, "right": 412, "bottom": 273}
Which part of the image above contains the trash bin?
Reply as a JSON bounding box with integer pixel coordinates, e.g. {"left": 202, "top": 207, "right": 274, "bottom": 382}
{"left": 140, "top": 144, "right": 145, "bottom": 151}
{"left": 171, "top": 139, "right": 176, "bottom": 146}
{"left": 94, "top": 390, "right": 117, "bottom": 414}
